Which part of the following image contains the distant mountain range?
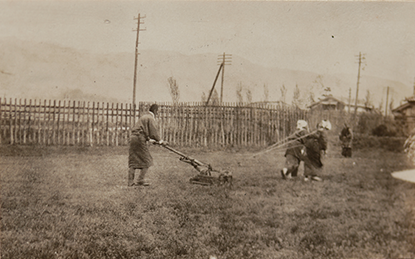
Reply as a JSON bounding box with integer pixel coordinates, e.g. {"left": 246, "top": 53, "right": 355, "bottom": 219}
{"left": 0, "top": 38, "right": 411, "bottom": 110}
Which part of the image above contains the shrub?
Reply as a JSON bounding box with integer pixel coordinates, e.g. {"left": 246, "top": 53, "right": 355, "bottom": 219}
{"left": 372, "top": 124, "right": 389, "bottom": 136}
{"left": 404, "top": 134, "right": 415, "bottom": 165}
{"left": 352, "top": 134, "right": 405, "bottom": 152}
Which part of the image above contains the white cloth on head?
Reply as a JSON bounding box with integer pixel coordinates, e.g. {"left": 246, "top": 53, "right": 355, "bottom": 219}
{"left": 320, "top": 120, "right": 332, "bottom": 130}
{"left": 296, "top": 120, "right": 308, "bottom": 130}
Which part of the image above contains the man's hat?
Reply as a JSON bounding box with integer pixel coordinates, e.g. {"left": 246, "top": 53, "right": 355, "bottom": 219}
{"left": 149, "top": 104, "right": 159, "bottom": 113}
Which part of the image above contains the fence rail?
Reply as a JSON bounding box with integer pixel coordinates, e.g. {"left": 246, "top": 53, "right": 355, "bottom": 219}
{"left": 0, "top": 98, "right": 308, "bottom": 147}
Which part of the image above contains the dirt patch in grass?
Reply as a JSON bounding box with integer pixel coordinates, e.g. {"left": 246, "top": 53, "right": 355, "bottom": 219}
{"left": 1, "top": 145, "right": 414, "bottom": 258}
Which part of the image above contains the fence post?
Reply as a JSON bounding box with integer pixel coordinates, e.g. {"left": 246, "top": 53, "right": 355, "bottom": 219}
{"left": 51, "top": 100, "right": 55, "bottom": 145}
{"left": 71, "top": 101, "right": 75, "bottom": 146}
{"left": 81, "top": 101, "right": 85, "bottom": 146}
{"left": 100, "top": 102, "right": 104, "bottom": 145}
{"left": 87, "top": 101, "right": 91, "bottom": 146}
{"left": 0, "top": 98, "right": 2, "bottom": 144}
{"left": 75, "top": 101, "right": 79, "bottom": 145}
{"left": 57, "top": 100, "right": 61, "bottom": 145}
{"left": 17, "top": 99, "right": 21, "bottom": 144}
{"left": 115, "top": 102, "right": 119, "bottom": 146}
{"left": 61, "top": 100, "right": 65, "bottom": 146}
{"left": 92, "top": 102, "right": 95, "bottom": 146}
{"left": 9, "top": 99, "right": 12, "bottom": 144}
{"left": 106, "top": 102, "right": 109, "bottom": 146}
{"left": 121, "top": 103, "right": 124, "bottom": 145}
{"left": 28, "top": 99, "right": 33, "bottom": 144}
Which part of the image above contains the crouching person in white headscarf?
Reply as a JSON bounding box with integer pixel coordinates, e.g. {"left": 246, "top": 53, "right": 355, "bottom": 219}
{"left": 303, "top": 120, "right": 331, "bottom": 182}
{"left": 281, "top": 120, "right": 309, "bottom": 179}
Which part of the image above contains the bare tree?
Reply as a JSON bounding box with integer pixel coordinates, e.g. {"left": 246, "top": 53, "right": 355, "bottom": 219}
{"left": 279, "top": 84, "right": 287, "bottom": 103}
{"left": 263, "top": 84, "right": 269, "bottom": 102}
{"left": 378, "top": 98, "right": 384, "bottom": 115}
{"left": 201, "top": 91, "right": 207, "bottom": 103}
{"left": 313, "top": 75, "right": 325, "bottom": 88}
{"left": 364, "top": 90, "right": 372, "bottom": 108}
{"left": 312, "top": 75, "right": 332, "bottom": 97}
{"left": 292, "top": 84, "right": 302, "bottom": 108}
{"left": 167, "top": 77, "right": 180, "bottom": 104}
{"left": 236, "top": 82, "right": 244, "bottom": 103}
{"left": 211, "top": 89, "right": 220, "bottom": 105}
{"left": 307, "top": 89, "right": 315, "bottom": 106}
{"left": 323, "top": 87, "right": 331, "bottom": 96}
{"left": 246, "top": 87, "right": 253, "bottom": 103}
{"left": 389, "top": 98, "right": 394, "bottom": 115}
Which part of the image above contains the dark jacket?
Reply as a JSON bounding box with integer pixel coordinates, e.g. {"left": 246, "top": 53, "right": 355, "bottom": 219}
{"left": 285, "top": 129, "right": 308, "bottom": 159}
{"left": 304, "top": 130, "right": 327, "bottom": 168}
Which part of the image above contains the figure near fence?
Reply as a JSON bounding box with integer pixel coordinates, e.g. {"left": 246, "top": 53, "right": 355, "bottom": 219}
{"left": 128, "top": 104, "right": 167, "bottom": 187}
{"left": 339, "top": 123, "right": 353, "bottom": 157}
{"left": 281, "top": 120, "right": 309, "bottom": 180}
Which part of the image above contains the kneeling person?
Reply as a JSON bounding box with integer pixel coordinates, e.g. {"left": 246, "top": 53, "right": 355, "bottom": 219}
{"left": 303, "top": 120, "right": 330, "bottom": 182}
{"left": 281, "top": 120, "right": 308, "bottom": 179}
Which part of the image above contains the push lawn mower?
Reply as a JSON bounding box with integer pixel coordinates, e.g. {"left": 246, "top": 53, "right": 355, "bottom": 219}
{"left": 159, "top": 144, "right": 233, "bottom": 186}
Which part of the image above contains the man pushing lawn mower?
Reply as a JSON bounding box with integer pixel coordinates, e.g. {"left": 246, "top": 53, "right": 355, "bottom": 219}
{"left": 128, "top": 104, "right": 167, "bottom": 187}
{"left": 128, "top": 103, "right": 231, "bottom": 187}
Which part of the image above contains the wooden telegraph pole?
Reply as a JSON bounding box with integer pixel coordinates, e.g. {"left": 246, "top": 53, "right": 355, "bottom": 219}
{"left": 385, "top": 86, "right": 390, "bottom": 117}
{"left": 217, "top": 53, "right": 232, "bottom": 104}
{"left": 354, "top": 52, "right": 365, "bottom": 120}
{"left": 413, "top": 77, "right": 415, "bottom": 96}
{"left": 132, "top": 13, "right": 146, "bottom": 108}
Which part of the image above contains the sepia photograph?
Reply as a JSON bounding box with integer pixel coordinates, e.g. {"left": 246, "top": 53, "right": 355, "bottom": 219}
{"left": 1, "top": 0, "right": 415, "bottom": 258}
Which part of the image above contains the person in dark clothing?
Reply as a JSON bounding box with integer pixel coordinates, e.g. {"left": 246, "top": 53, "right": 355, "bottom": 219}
{"left": 128, "top": 104, "right": 166, "bottom": 186}
{"left": 281, "top": 120, "right": 309, "bottom": 179}
{"left": 339, "top": 123, "right": 353, "bottom": 157}
{"left": 303, "top": 120, "right": 330, "bottom": 182}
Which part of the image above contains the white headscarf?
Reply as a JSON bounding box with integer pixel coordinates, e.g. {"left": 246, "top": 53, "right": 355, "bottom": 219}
{"left": 296, "top": 120, "right": 308, "bottom": 130}
{"left": 319, "top": 120, "right": 332, "bottom": 130}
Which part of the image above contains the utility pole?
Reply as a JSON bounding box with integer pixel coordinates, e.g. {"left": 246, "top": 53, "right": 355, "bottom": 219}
{"left": 206, "top": 63, "right": 224, "bottom": 106}
{"left": 385, "top": 86, "right": 390, "bottom": 117}
{"left": 348, "top": 88, "right": 351, "bottom": 114}
{"left": 413, "top": 77, "right": 415, "bottom": 96}
{"left": 217, "top": 53, "right": 232, "bottom": 104}
{"left": 354, "top": 52, "right": 365, "bottom": 120}
{"left": 132, "top": 13, "right": 146, "bottom": 108}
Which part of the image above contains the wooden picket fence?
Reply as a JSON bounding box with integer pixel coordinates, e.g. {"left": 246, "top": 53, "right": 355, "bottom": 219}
{"left": 0, "top": 98, "right": 307, "bottom": 147}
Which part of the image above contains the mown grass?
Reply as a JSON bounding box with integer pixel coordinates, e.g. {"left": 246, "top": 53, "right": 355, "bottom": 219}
{"left": 1, "top": 144, "right": 414, "bottom": 259}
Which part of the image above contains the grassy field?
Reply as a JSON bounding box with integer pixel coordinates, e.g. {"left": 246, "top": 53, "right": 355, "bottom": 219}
{"left": 1, "top": 144, "right": 415, "bottom": 259}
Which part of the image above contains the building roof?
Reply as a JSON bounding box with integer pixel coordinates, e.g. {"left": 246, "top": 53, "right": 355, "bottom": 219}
{"left": 405, "top": 96, "right": 415, "bottom": 102}
{"left": 392, "top": 95, "right": 415, "bottom": 113}
{"left": 308, "top": 95, "right": 345, "bottom": 109}
{"left": 392, "top": 102, "right": 414, "bottom": 113}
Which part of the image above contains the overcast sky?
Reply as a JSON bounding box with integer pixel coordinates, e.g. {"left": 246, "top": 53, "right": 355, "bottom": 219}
{"left": 1, "top": 0, "right": 415, "bottom": 88}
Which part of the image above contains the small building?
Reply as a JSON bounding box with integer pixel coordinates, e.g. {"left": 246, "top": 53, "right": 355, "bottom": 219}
{"left": 348, "top": 103, "right": 375, "bottom": 114}
{"left": 309, "top": 95, "right": 376, "bottom": 113}
{"left": 392, "top": 96, "right": 415, "bottom": 134}
{"left": 308, "top": 96, "right": 346, "bottom": 111}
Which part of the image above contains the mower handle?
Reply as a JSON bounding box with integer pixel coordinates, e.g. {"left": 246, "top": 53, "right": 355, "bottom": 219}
{"left": 159, "top": 144, "right": 205, "bottom": 167}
